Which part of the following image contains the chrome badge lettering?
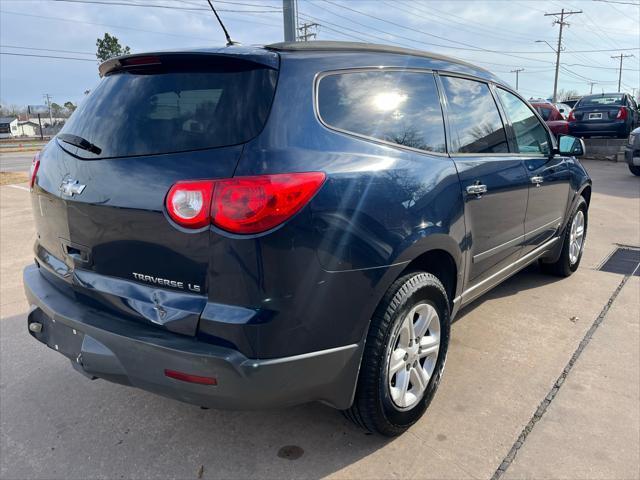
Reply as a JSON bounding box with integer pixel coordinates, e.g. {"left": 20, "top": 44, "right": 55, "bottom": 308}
{"left": 132, "top": 272, "right": 201, "bottom": 292}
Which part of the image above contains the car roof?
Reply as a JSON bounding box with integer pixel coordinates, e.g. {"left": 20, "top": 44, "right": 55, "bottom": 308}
{"left": 266, "top": 41, "right": 497, "bottom": 77}
{"left": 100, "top": 41, "right": 504, "bottom": 85}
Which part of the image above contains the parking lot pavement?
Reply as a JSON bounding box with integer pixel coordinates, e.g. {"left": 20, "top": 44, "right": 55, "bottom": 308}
{"left": 1, "top": 160, "right": 638, "bottom": 480}
{"left": 0, "top": 152, "right": 35, "bottom": 172}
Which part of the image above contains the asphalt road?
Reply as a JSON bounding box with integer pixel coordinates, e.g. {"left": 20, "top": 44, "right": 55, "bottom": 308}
{"left": 0, "top": 161, "right": 638, "bottom": 479}
{"left": 0, "top": 152, "right": 34, "bottom": 172}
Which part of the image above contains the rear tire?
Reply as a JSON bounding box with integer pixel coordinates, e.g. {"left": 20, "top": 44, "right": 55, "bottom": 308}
{"left": 344, "top": 272, "right": 450, "bottom": 436}
{"left": 629, "top": 164, "right": 640, "bottom": 176}
{"left": 540, "top": 198, "right": 588, "bottom": 277}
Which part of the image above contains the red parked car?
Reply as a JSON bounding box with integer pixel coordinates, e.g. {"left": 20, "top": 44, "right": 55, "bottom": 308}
{"left": 531, "top": 101, "right": 569, "bottom": 138}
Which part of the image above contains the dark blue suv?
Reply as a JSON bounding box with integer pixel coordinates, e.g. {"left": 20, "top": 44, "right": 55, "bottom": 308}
{"left": 23, "top": 42, "right": 592, "bottom": 436}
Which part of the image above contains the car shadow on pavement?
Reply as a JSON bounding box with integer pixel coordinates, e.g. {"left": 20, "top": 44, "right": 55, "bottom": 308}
{"left": 452, "top": 263, "right": 560, "bottom": 322}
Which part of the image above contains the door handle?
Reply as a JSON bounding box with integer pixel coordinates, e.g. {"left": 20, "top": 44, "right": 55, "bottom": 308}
{"left": 530, "top": 176, "right": 544, "bottom": 186}
{"left": 466, "top": 183, "right": 488, "bottom": 198}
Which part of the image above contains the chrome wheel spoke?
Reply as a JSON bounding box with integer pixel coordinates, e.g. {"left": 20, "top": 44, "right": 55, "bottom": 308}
{"left": 389, "top": 349, "right": 407, "bottom": 375}
{"left": 391, "top": 370, "right": 410, "bottom": 406}
{"left": 413, "top": 304, "right": 434, "bottom": 339}
{"left": 410, "top": 365, "right": 429, "bottom": 393}
{"left": 419, "top": 336, "right": 439, "bottom": 358}
{"left": 397, "top": 315, "right": 412, "bottom": 348}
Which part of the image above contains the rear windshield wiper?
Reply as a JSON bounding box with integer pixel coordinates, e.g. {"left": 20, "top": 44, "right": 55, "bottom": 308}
{"left": 58, "top": 133, "right": 102, "bottom": 155}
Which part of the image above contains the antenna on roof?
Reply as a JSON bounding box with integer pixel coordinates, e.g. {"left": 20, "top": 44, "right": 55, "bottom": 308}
{"left": 206, "top": 0, "right": 239, "bottom": 46}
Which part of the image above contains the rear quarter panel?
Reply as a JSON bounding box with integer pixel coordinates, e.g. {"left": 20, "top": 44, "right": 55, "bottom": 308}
{"left": 224, "top": 53, "right": 466, "bottom": 356}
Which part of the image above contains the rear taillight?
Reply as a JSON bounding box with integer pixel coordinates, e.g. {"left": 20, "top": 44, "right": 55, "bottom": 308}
{"left": 616, "top": 107, "right": 627, "bottom": 120}
{"left": 165, "top": 172, "right": 326, "bottom": 234}
{"left": 29, "top": 152, "right": 40, "bottom": 190}
{"left": 567, "top": 110, "right": 576, "bottom": 122}
{"left": 166, "top": 180, "right": 215, "bottom": 229}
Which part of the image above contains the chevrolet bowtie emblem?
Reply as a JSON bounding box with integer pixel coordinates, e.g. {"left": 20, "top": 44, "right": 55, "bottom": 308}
{"left": 59, "top": 178, "right": 86, "bottom": 197}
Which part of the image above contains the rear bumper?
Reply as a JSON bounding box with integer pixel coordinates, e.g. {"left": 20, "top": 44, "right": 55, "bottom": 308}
{"left": 23, "top": 264, "right": 362, "bottom": 410}
{"left": 569, "top": 120, "right": 626, "bottom": 137}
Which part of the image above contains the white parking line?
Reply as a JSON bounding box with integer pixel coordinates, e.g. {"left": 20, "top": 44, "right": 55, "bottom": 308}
{"left": 5, "top": 184, "right": 30, "bottom": 192}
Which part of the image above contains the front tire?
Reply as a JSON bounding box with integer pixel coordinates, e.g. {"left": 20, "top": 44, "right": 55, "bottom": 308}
{"left": 344, "top": 272, "right": 450, "bottom": 436}
{"left": 629, "top": 164, "right": 640, "bottom": 176}
{"left": 540, "top": 198, "right": 588, "bottom": 277}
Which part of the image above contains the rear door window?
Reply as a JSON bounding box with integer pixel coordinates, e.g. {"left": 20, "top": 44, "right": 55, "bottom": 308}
{"left": 440, "top": 76, "right": 508, "bottom": 154}
{"left": 59, "top": 58, "right": 278, "bottom": 159}
{"left": 317, "top": 70, "right": 446, "bottom": 153}
{"left": 497, "top": 89, "right": 551, "bottom": 155}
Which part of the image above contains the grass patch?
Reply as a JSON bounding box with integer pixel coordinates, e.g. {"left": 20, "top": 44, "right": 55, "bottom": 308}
{"left": 0, "top": 172, "right": 29, "bottom": 185}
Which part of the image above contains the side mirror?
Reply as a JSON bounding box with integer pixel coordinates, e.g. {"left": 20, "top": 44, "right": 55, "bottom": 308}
{"left": 557, "top": 135, "right": 585, "bottom": 157}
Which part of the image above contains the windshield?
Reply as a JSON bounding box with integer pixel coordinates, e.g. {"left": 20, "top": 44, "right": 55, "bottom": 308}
{"left": 577, "top": 94, "right": 624, "bottom": 108}
{"left": 60, "top": 59, "right": 278, "bottom": 159}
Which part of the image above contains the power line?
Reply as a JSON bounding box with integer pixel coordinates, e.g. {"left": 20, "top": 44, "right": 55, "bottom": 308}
{"left": 40, "top": 0, "right": 281, "bottom": 13}
{"left": 593, "top": 0, "right": 640, "bottom": 5}
{"left": 0, "top": 52, "right": 96, "bottom": 62}
{"left": 0, "top": 44, "right": 95, "bottom": 56}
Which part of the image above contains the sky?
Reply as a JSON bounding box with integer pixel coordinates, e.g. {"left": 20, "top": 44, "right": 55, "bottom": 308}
{"left": 0, "top": 0, "right": 639, "bottom": 108}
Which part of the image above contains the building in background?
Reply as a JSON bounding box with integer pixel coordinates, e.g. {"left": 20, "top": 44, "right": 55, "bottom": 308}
{"left": 0, "top": 117, "right": 18, "bottom": 138}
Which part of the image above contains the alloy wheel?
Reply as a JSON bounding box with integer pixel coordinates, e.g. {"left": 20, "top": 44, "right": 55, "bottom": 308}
{"left": 569, "top": 210, "right": 585, "bottom": 265}
{"left": 387, "top": 302, "right": 441, "bottom": 410}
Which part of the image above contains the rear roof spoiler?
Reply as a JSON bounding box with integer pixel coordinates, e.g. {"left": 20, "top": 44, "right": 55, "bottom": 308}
{"left": 98, "top": 47, "right": 279, "bottom": 77}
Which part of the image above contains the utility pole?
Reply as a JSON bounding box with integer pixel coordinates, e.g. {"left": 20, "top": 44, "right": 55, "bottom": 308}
{"left": 611, "top": 53, "right": 634, "bottom": 92}
{"left": 282, "top": 0, "right": 297, "bottom": 42}
{"left": 43, "top": 93, "right": 53, "bottom": 127}
{"left": 510, "top": 68, "right": 524, "bottom": 90}
{"left": 297, "top": 22, "right": 319, "bottom": 42}
{"left": 588, "top": 82, "right": 596, "bottom": 94}
{"left": 544, "top": 8, "right": 582, "bottom": 103}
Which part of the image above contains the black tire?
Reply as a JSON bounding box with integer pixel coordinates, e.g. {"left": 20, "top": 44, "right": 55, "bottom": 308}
{"left": 629, "top": 164, "right": 640, "bottom": 176}
{"left": 344, "top": 272, "right": 450, "bottom": 436}
{"left": 540, "top": 197, "right": 588, "bottom": 277}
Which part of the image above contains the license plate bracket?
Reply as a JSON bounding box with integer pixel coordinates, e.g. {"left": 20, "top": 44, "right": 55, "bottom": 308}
{"left": 32, "top": 310, "right": 85, "bottom": 360}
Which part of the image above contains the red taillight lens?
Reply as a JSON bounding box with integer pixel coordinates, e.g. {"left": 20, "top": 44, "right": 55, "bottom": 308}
{"left": 211, "top": 172, "right": 326, "bottom": 234}
{"left": 29, "top": 152, "right": 40, "bottom": 189}
{"left": 166, "top": 180, "right": 215, "bottom": 229}
{"left": 121, "top": 55, "right": 161, "bottom": 67}
{"left": 616, "top": 107, "right": 627, "bottom": 120}
{"left": 165, "top": 172, "right": 326, "bottom": 233}
{"left": 164, "top": 369, "right": 217, "bottom": 385}
{"left": 567, "top": 110, "right": 576, "bottom": 122}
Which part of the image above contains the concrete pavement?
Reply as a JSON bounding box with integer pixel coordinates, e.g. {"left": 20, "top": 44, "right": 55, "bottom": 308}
{"left": 0, "top": 160, "right": 638, "bottom": 479}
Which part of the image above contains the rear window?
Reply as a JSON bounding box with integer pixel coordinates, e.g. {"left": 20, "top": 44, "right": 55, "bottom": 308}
{"left": 577, "top": 94, "right": 624, "bottom": 107}
{"left": 60, "top": 58, "right": 278, "bottom": 159}
{"left": 534, "top": 106, "right": 552, "bottom": 121}
{"left": 317, "top": 70, "right": 446, "bottom": 153}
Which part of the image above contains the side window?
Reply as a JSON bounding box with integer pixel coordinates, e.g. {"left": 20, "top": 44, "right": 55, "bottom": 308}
{"left": 440, "top": 76, "right": 508, "bottom": 154}
{"left": 496, "top": 89, "right": 550, "bottom": 155}
{"left": 317, "top": 70, "right": 446, "bottom": 153}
